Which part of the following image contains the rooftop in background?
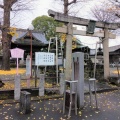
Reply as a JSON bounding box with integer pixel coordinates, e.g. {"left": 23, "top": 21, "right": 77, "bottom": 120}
{"left": 90, "top": 45, "right": 120, "bottom": 55}
{"left": 12, "top": 29, "right": 49, "bottom": 46}
{"left": 109, "top": 45, "right": 120, "bottom": 52}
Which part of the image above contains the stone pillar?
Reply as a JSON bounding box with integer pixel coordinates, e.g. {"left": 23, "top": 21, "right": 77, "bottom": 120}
{"left": 65, "top": 23, "right": 73, "bottom": 80}
{"left": 14, "top": 75, "right": 21, "bottom": 100}
{"left": 39, "top": 74, "right": 45, "bottom": 96}
{"left": 26, "top": 55, "right": 31, "bottom": 76}
{"left": 103, "top": 28, "right": 109, "bottom": 79}
{"left": 72, "top": 52, "right": 84, "bottom": 108}
{"left": 59, "top": 73, "right": 65, "bottom": 94}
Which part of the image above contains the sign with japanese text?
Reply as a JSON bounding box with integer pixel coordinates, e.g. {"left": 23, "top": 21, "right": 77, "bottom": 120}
{"left": 35, "top": 52, "right": 55, "bottom": 66}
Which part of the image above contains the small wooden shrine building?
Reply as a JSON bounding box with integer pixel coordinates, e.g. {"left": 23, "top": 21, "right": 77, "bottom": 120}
{"left": 11, "top": 29, "right": 49, "bottom": 59}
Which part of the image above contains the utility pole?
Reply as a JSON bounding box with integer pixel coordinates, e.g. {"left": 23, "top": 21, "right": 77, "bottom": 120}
{"left": 63, "top": 0, "right": 77, "bottom": 80}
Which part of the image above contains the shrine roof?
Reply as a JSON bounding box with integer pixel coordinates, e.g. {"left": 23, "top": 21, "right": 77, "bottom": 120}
{"left": 11, "top": 29, "right": 49, "bottom": 46}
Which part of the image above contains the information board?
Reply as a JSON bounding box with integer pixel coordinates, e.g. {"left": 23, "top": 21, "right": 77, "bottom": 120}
{"left": 10, "top": 48, "right": 24, "bottom": 75}
{"left": 10, "top": 48, "right": 24, "bottom": 58}
{"left": 35, "top": 52, "right": 55, "bottom": 66}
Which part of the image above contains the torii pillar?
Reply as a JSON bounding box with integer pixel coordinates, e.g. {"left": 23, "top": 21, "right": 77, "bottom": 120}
{"left": 103, "top": 28, "right": 109, "bottom": 79}
{"left": 65, "top": 23, "right": 73, "bottom": 80}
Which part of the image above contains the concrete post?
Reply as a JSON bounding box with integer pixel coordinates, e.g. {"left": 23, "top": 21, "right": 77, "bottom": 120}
{"left": 103, "top": 28, "right": 110, "bottom": 79}
{"left": 39, "top": 74, "right": 45, "bottom": 96}
{"left": 65, "top": 23, "right": 73, "bottom": 80}
{"left": 14, "top": 75, "right": 21, "bottom": 100}
{"left": 59, "top": 73, "right": 65, "bottom": 94}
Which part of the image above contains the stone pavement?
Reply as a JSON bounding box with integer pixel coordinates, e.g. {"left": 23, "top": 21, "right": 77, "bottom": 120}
{"left": 0, "top": 79, "right": 119, "bottom": 120}
{"left": 0, "top": 90, "right": 120, "bottom": 120}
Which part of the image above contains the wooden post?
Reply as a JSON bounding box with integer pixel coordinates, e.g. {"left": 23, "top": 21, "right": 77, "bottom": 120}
{"left": 103, "top": 28, "right": 109, "bottom": 79}
{"left": 65, "top": 23, "right": 73, "bottom": 80}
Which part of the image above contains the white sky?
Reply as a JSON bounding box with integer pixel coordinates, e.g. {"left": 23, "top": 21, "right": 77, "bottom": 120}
{"left": 10, "top": 0, "right": 120, "bottom": 49}
{"left": 12, "top": 0, "right": 96, "bottom": 28}
{"left": 10, "top": 0, "right": 51, "bottom": 28}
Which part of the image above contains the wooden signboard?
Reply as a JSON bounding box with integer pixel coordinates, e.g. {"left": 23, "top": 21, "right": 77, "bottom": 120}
{"left": 10, "top": 48, "right": 24, "bottom": 75}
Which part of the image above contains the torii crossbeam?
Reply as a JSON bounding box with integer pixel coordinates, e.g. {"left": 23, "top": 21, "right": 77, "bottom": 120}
{"left": 48, "top": 9, "right": 119, "bottom": 29}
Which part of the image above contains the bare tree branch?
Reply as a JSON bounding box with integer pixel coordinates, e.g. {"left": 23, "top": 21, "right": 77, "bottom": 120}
{"left": 108, "top": 0, "right": 120, "bottom": 17}
{"left": 68, "top": 0, "right": 76, "bottom": 5}
{"left": 0, "top": 4, "right": 4, "bottom": 9}
{"left": 9, "top": 0, "right": 17, "bottom": 6}
{"left": 90, "top": 2, "right": 119, "bottom": 23}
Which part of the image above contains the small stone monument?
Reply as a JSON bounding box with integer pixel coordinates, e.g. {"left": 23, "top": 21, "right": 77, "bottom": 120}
{"left": 26, "top": 55, "right": 31, "bottom": 88}
{"left": 26, "top": 55, "right": 31, "bottom": 75}
{"left": 20, "top": 91, "right": 31, "bottom": 114}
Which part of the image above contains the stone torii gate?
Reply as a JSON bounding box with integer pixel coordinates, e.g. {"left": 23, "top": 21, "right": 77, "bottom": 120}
{"left": 48, "top": 9, "right": 119, "bottom": 80}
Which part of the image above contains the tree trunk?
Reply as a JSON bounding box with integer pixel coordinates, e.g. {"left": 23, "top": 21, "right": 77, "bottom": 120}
{"left": 1, "top": 0, "right": 13, "bottom": 70}
{"left": 1, "top": 33, "right": 11, "bottom": 70}
{"left": 64, "top": 0, "right": 68, "bottom": 15}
